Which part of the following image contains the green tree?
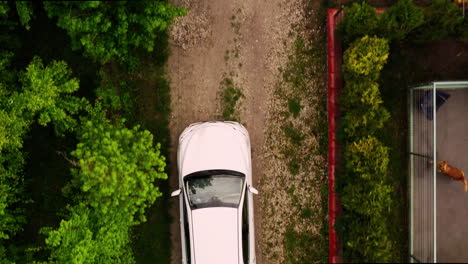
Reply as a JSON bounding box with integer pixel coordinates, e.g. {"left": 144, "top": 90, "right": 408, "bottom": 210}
{"left": 12, "top": 57, "right": 88, "bottom": 135}
{"left": 0, "top": 57, "right": 89, "bottom": 263}
{"left": 43, "top": 120, "right": 167, "bottom": 263}
{"left": 69, "top": 120, "right": 167, "bottom": 223}
{"left": 338, "top": 2, "right": 379, "bottom": 45}
{"left": 379, "top": 0, "right": 424, "bottom": 41}
{"left": 43, "top": 204, "right": 135, "bottom": 264}
{"left": 43, "top": 1, "right": 186, "bottom": 67}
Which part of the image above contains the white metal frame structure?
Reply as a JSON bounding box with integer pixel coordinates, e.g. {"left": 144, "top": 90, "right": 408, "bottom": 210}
{"left": 409, "top": 81, "right": 468, "bottom": 263}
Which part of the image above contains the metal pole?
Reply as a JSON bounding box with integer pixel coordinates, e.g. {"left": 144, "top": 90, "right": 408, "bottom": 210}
{"left": 409, "top": 152, "right": 432, "bottom": 159}
{"left": 410, "top": 87, "right": 414, "bottom": 263}
{"left": 433, "top": 82, "right": 437, "bottom": 263}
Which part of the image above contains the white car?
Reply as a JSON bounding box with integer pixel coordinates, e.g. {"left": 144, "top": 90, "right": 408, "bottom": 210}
{"left": 171, "top": 121, "right": 258, "bottom": 264}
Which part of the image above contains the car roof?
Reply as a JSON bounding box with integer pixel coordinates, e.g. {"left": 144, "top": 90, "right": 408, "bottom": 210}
{"left": 191, "top": 207, "right": 240, "bottom": 264}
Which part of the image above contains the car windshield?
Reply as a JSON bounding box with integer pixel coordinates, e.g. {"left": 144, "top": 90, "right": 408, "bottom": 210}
{"left": 186, "top": 174, "right": 244, "bottom": 209}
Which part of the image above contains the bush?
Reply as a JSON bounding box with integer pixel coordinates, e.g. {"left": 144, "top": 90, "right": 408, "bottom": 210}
{"left": 378, "top": 0, "right": 424, "bottom": 41}
{"left": 341, "top": 102, "right": 390, "bottom": 138}
{"left": 343, "top": 36, "right": 389, "bottom": 81}
{"left": 340, "top": 136, "right": 393, "bottom": 262}
{"left": 338, "top": 2, "right": 379, "bottom": 45}
{"left": 344, "top": 136, "right": 390, "bottom": 179}
{"left": 341, "top": 80, "right": 383, "bottom": 110}
{"left": 343, "top": 215, "right": 393, "bottom": 263}
{"left": 412, "top": 0, "right": 465, "bottom": 42}
{"left": 341, "top": 181, "right": 392, "bottom": 216}
{"left": 339, "top": 32, "right": 394, "bottom": 262}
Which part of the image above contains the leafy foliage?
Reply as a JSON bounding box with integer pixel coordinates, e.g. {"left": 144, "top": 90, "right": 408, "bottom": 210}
{"left": 412, "top": 0, "right": 466, "bottom": 42}
{"left": 43, "top": 1, "right": 186, "bottom": 66}
{"left": 0, "top": 2, "right": 173, "bottom": 263}
{"left": 343, "top": 136, "right": 390, "bottom": 188}
{"left": 342, "top": 214, "right": 393, "bottom": 263}
{"left": 0, "top": 1, "right": 8, "bottom": 17}
{"left": 96, "top": 81, "right": 136, "bottom": 123}
{"left": 0, "top": 56, "right": 90, "bottom": 263}
{"left": 343, "top": 36, "right": 389, "bottom": 81}
{"left": 341, "top": 104, "right": 389, "bottom": 138}
{"left": 341, "top": 80, "right": 383, "bottom": 108}
{"left": 339, "top": 137, "right": 394, "bottom": 263}
{"left": 340, "top": 80, "right": 390, "bottom": 137}
{"left": 13, "top": 57, "right": 88, "bottom": 135}
{"left": 43, "top": 204, "right": 135, "bottom": 264}
{"left": 15, "top": 1, "right": 33, "bottom": 30}
{"left": 338, "top": 2, "right": 379, "bottom": 45}
{"left": 339, "top": 33, "right": 393, "bottom": 262}
{"left": 43, "top": 120, "right": 167, "bottom": 263}
{"left": 70, "top": 120, "right": 167, "bottom": 223}
{"left": 378, "top": 0, "right": 424, "bottom": 41}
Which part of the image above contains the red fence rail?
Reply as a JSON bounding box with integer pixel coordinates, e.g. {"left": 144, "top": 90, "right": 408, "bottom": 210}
{"left": 327, "top": 8, "right": 343, "bottom": 264}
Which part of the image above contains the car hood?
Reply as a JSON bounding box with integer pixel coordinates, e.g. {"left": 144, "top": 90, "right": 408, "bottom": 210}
{"left": 191, "top": 207, "right": 240, "bottom": 264}
{"left": 178, "top": 123, "right": 250, "bottom": 177}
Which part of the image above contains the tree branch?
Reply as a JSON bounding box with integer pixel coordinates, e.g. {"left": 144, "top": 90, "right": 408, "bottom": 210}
{"left": 56, "top": 151, "right": 79, "bottom": 167}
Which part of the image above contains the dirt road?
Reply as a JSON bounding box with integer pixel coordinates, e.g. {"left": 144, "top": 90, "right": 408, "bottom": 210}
{"left": 167, "top": 0, "right": 314, "bottom": 263}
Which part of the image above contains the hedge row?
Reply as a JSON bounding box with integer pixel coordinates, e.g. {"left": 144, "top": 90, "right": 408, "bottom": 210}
{"left": 338, "top": 0, "right": 466, "bottom": 46}
{"left": 338, "top": 35, "right": 393, "bottom": 262}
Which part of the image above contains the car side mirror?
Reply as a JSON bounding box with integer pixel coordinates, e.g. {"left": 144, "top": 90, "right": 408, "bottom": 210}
{"left": 171, "top": 189, "right": 181, "bottom": 197}
{"left": 248, "top": 186, "right": 259, "bottom": 195}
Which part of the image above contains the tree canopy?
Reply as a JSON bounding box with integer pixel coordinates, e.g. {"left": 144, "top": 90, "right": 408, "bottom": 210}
{"left": 71, "top": 120, "right": 167, "bottom": 222}
{"left": 43, "top": 1, "right": 186, "bottom": 66}
{"left": 43, "top": 120, "right": 167, "bottom": 263}
{"left": 0, "top": 1, "right": 178, "bottom": 262}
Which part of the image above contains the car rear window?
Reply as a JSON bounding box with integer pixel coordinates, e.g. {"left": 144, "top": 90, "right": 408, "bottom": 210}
{"left": 186, "top": 174, "right": 244, "bottom": 209}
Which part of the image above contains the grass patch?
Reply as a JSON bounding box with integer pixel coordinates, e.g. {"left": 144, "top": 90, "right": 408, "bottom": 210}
{"left": 220, "top": 77, "right": 244, "bottom": 121}
{"left": 287, "top": 98, "right": 302, "bottom": 118}
{"left": 284, "top": 122, "right": 305, "bottom": 145}
{"left": 287, "top": 160, "right": 300, "bottom": 176}
{"left": 284, "top": 224, "right": 328, "bottom": 264}
{"left": 268, "top": 0, "right": 329, "bottom": 262}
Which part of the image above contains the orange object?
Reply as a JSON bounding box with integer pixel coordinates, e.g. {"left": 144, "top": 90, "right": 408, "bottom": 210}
{"left": 438, "top": 161, "right": 468, "bottom": 192}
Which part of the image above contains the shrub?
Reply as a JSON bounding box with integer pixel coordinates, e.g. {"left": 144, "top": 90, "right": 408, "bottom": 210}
{"left": 344, "top": 136, "right": 390, "bottom": 178}
{"left": 344, "top": 215, "right": 393, "bottom": 263}
{"left": 343, "top": 36, "right": 389, "bottom": 81}
{"left": 341, "top": 102, "right": 390, "bottom": 138}
{"left": 412, "top": 0, "right": 465, "bottom": 42}
{"left": 338, "top": 2, "right": 379, "bottom": 45}
{"left": 341, "top": 181, "right": 392, "bottom": 216}
{"left": 341, "top": 80, "right": 383, "bottom": 110}
{"left": 340, "top": 80, "right": 390, "bottom": 138}
{"left": 378, "top": 0, "right": 424, "bottom": 41}
{"left": 339, "top": 31, "right": 394, "bottom": 262}
{"left": 340, "top": 136, "right": 393, "bottom": 262}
